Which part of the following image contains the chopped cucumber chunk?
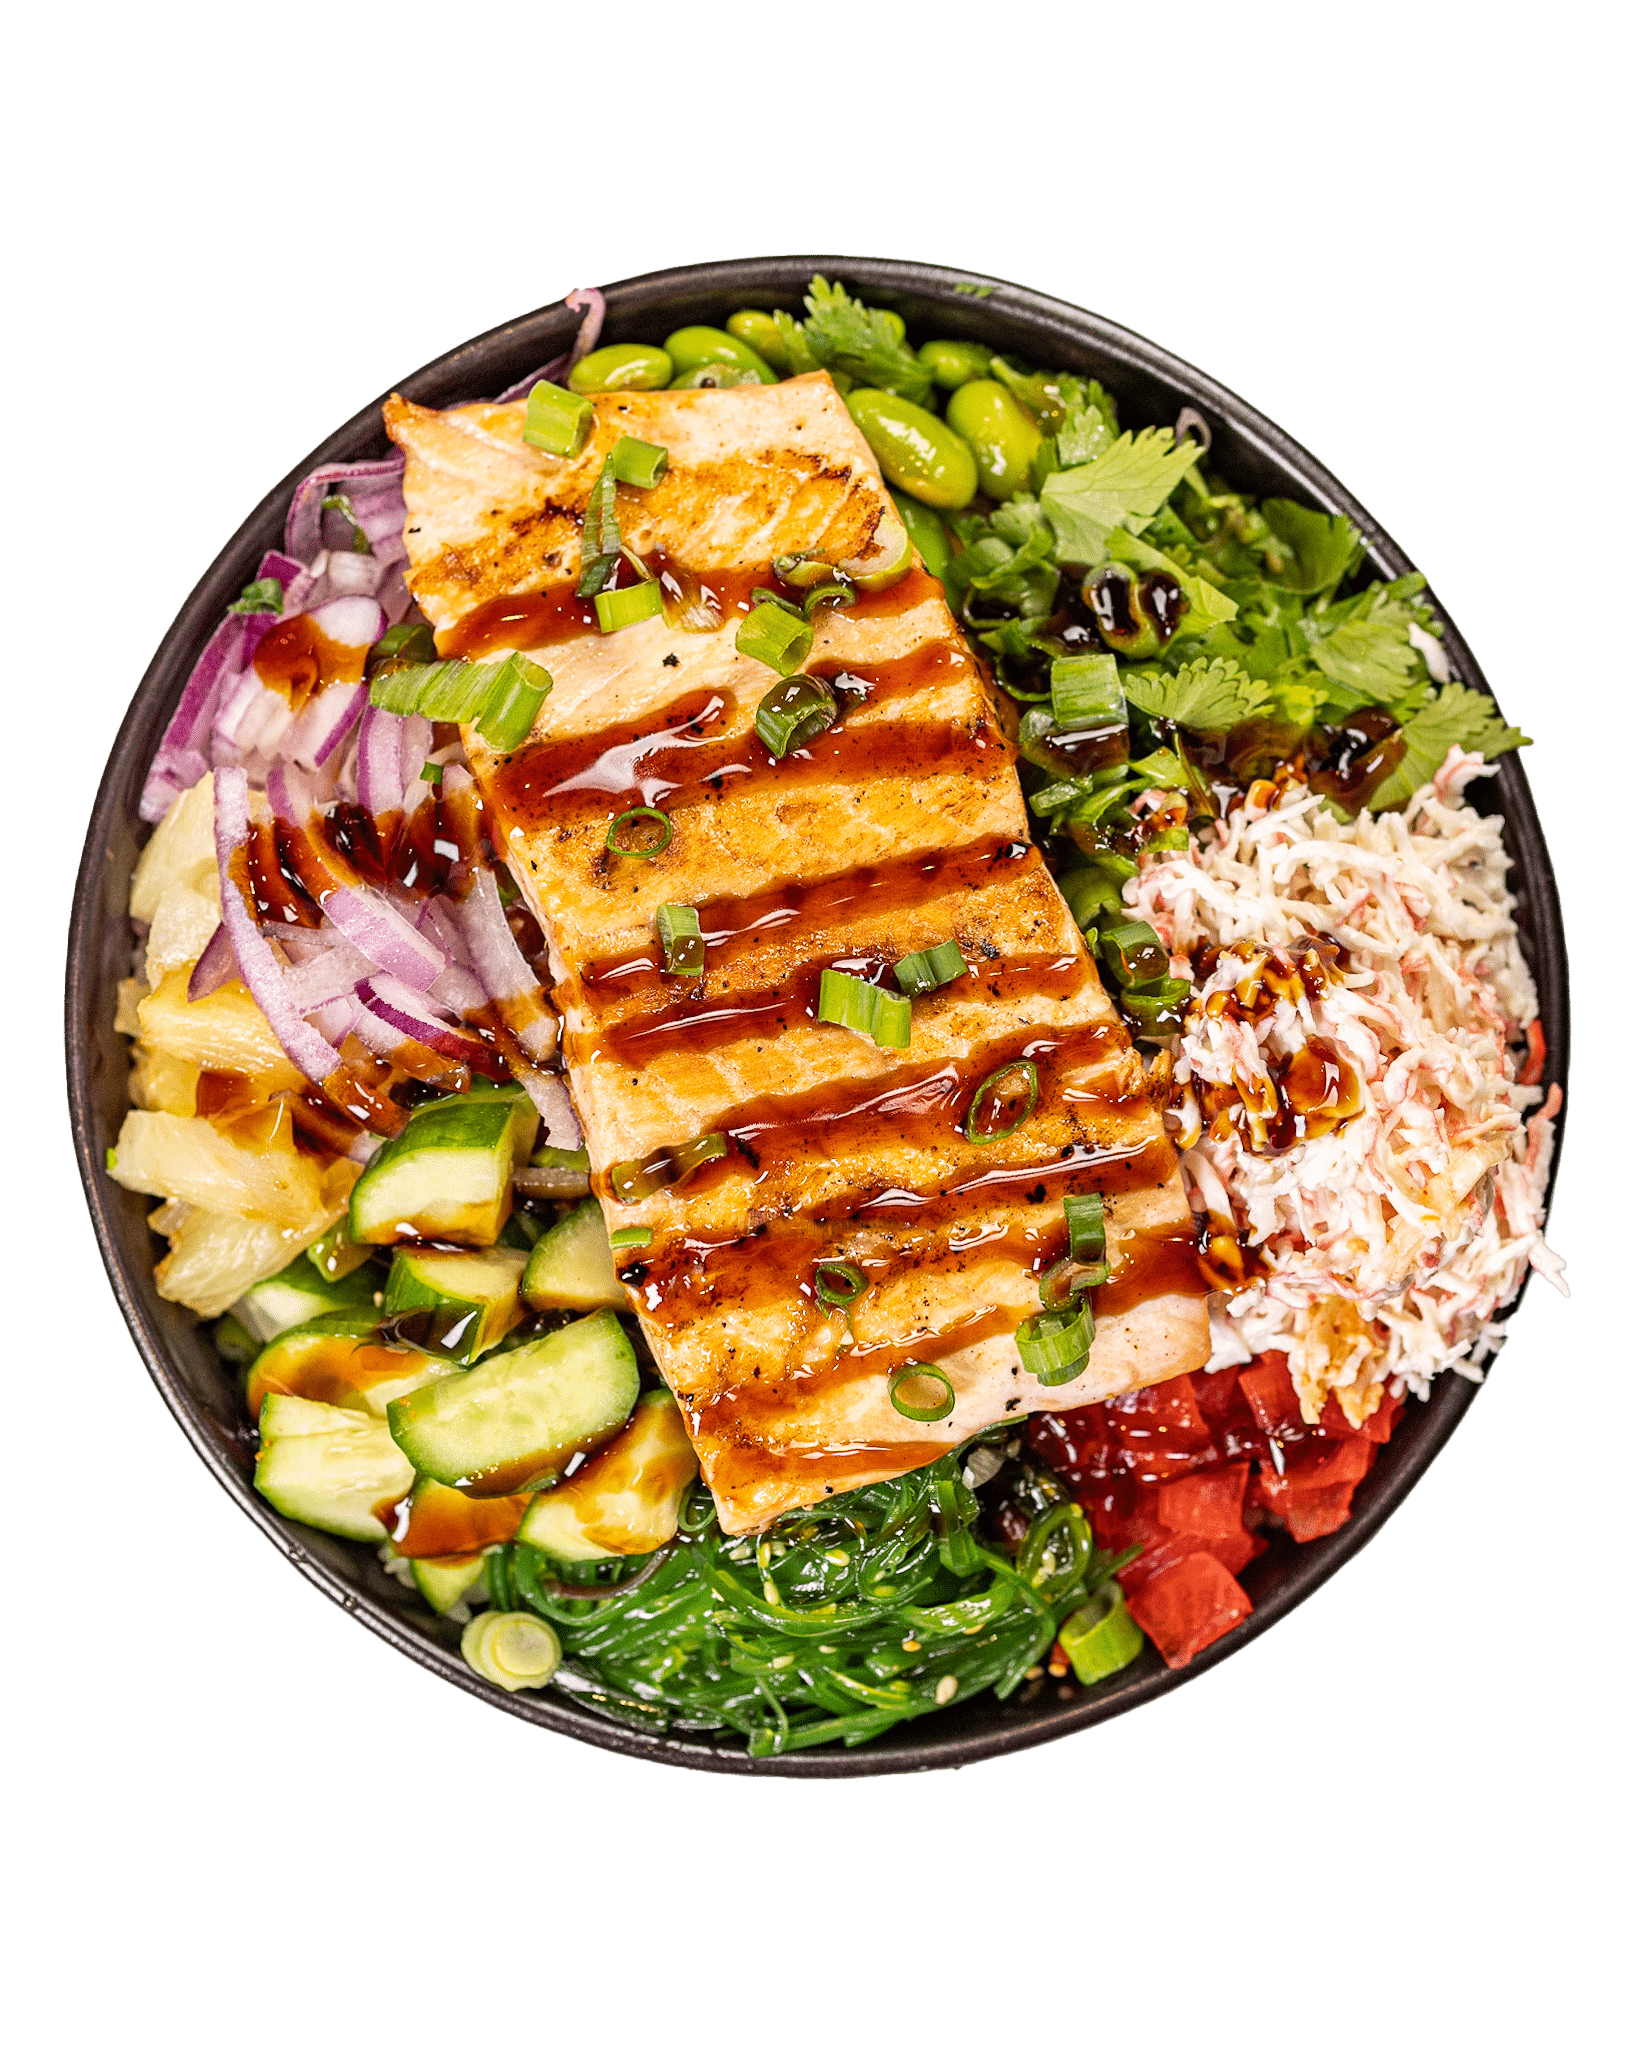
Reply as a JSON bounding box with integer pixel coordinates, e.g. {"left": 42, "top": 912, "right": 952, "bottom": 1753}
{"left": 519, "top": 1390, "right": 698, "bottom": 1562}
{"left": 236, "top": 1254, "right": 379, "bottom": 1345}
{"left": 350, "top": 1086, "right": 539, "bottom": 1247}
{"left": 246, "top": 1312, "right": 458, "bottom": 1420}
{"left": 411, "top": 1554, "right": 487, "bottom": 1616}
{"left": 387, "top": 1308, "right": 639, "bottom": 1494}
{"left": 383, "top": 1246, "right": 527, "bottom": 1363}
{"left": 392, "top": 1475, "right": 533, "bottom": 1558}
{"left": 307, "top": 1217, "right": 374, "bottom": 1282}
{"left": 255, "top": 1393, "right": 414, "bottom": 1542}
{"left": 521, "top": 1198, "right": 625, "bottom": 1311}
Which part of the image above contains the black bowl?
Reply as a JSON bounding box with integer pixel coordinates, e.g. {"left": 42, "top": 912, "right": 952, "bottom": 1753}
{"left": 65, "top": 256, "right": 1570, "bottom": 1775}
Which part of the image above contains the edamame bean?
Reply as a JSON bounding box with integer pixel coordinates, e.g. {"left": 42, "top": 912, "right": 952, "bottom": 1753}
{"left": 567, "top": 343, "right": 674, "bottom": 394}
{"left": 846, "top": 389, "right": 976, "bottom": 512}
{"left": 917, "top": 338, "right": 994, "bottom": 390}
{"left": 946, "top": 380, "right": 1042, "bottom": 502}
{"left": 727, "top": 309, "right": 793, "bottom": 373}
{"left": 879, "top": 308, "right": 907, "bottom": 344}
{"left": 890, "top": 488, "right": 953, "bottom": 588}
{"left": 663, "top": 325, "right": 778, "bottom": 384}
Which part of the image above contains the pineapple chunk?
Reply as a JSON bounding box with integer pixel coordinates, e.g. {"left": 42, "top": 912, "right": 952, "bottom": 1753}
{"left": 144, "top": 874, "right": 221, "bottom": 988}
{"left": 115, "top": 979, "right": 146, "bottom": 1037}
{"left": 136, "top": 970, "right": 304, "bottom": 1086}
{"left": 131, "top": 774, "right": 217, "bottom": 923}
{"left": 130, "top": 1044, "right": 200, "bottom": 1116}
{"left": 156, "top": 1177, "right": 354, "bottom": 1317}
{"left": 110, "top": 1107, "right": 328, "bottom": 1230}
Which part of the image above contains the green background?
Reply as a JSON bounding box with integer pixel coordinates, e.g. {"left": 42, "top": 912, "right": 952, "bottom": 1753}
{"left": 12, "top": 4, "right": 1622, "bottom": 2031}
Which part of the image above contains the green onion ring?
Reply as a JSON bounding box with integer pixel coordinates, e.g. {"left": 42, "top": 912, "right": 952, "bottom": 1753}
{"left": 1037, "top": 1256, "right": 1110, "bottom": 1311}
{"left": 606, "top": 807, "right": 673, "bottom": 858}
{"left": 963, "top": 1058, "right": 1040, "bottom": 1145}
{"left": 888, "top": 1361, "right": 956, "bottom": 1423}
{"left": 814, "top": 1260, "right": 867, "bottom": 1308}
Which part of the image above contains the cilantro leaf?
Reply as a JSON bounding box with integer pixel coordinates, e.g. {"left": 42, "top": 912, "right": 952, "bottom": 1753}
{"left": 228, "top": 576, "right": 285, "bottom": 616}
{"left": 1122, "top": 656, "right": 1270, "bottom": 733}
{"left": 1056, "top": 383, "right": 1119, "bottom": 465}
{"left": 1040, "top": 429, "right": 1201, "bottom": 564}
{"left": 1368, "top": 684, "right": 1530, "bottom": 810}
{"left": 1261, "top": 500, "right": 1363, "bottom": 597}
{"left": 799, "top": 277, "right": 931, "bottom": 403}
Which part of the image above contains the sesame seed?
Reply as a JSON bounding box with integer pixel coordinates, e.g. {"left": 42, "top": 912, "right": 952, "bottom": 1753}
{"left": 935, "top": 1675, "right": 958, "bottom": 1705}
{"left": 901, "top": 1638, "right": 921, "bottom": 1653}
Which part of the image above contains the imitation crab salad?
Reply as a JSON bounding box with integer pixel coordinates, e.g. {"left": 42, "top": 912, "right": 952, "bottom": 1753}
{"left": 108, "top": 279, "right": 1563, "bottom": 1751}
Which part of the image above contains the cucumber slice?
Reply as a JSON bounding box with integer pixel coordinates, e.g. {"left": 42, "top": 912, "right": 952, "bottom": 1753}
{"left": 350, "top": 1086, "right": 539, "bottom": 1247}
{"left": 392, "top": 1475, "right": 534, "bottom": 1558}
{"left": 411, "top": 1554, "right": 487, "bottom": 1616}
{"left": 387, "top": 1308, "right": 639, "bottom": 1494}
{"left": 519, "top": 1390, "right": 698, "bottom": 1561}
{"left": 307, "top": 1217, "right": 374, "bottom": 1282}
{"left": 255, "top": 1393, "right": 414, "bottom": 1542}
{"left": 245, "top": 1313, "right": 459, "bottom": 1419}
{"left": 236, "top": 1255, "right": 379, "bottom": 1345}
{"left": 521, "top": 1198, "right": 624, "bottom": 1311}
{"left": 383, "top": 1246, "right": 527, "bottom": 1363}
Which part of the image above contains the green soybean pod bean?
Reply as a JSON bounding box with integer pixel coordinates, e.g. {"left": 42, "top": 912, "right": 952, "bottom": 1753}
{"left": 727, "top": 309, "right": 794, "bottom": 374}
{"left": 846, "top": 388, "right": 977, "bottom": 512}
{"left": 945, "top": 380, "right": 1042, "bottom": 502}
{"left": 567, "top": 343, "right": 674, "bottom": 394}
{"left": 890, "top": 488, "right": 953, "bottom": 588}
{"left": 879, "top": 308, "right": 907, "bottom": 344}
{"left": 918, "top": 337, "right": 994, "bottom": 391}
{"left": 663, "top": 325, "right": 778, "bottom": 384}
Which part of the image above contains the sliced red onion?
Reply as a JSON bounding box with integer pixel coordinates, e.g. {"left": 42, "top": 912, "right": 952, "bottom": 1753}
{"left": 415, "top": 891, "right": 468, "bottom": 960}
{"left": 378, "top": 563, "right": 413, "bottom": 625}
{"left": 359, "top": 974, "right": 496, "bottom": 1067}
{"left": 349, "top": 1001, "right": 414, "bottom": 1062}
{"left": 324, "top": 886, "right": 448, "bottom": 992}
{"left": 308, "top": 993, "right": 362, "bottom": 1046}
{"left": 516, "top": 1069, "right": 581, "bottom": 1148}
{"left": 285, "top": 455, "right": 407, "bottom": 567}
{"left": 258, "top": 549, "right": 307, "bottom": 594}
{"left": 399, "top": 715, "right": 434, "bottom": 799}
{"left": 309, "top": 594, "right": 385, "bottom": 648}
{"left": 357, "top": 705, "right": 407, "bottom": 815}
{"left": 287, "top": 682, "right": 367, "bottom": 771}
{"left": 282, "top": 935, "right": 375, "bottom": 1014}
{"left": 497, "top": 287, "right": 606, "bottom": 401}
{"left": 186, "top": 923, "right": 234, "bottom": 1001}
{"left": 428, "top": 963, "right": 487, "bottom": 1016}
{"left": 141, "top": 614, "right": 250, "bottom": 820}
{"left": 322, "top": 551, "right": 386, "bottom": 598}
{"left": 212, "top": 768, "right": 339, "bottom": 1085}
{"left": 452, "top": 867, "right": 556, "bottom": 1062}
{"left": 266, "top": 760, "right": 317, "bottom": 824}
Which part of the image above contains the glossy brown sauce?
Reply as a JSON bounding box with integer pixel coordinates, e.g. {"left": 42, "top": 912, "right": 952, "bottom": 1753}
{"left": 707, "top": 1437, "right": 951, "bottom": 1500}
{"left": 591, "top": 951, "right": 1093, "bottom": 1068}
{"left": 386, "top": 1487, "right": 532, "bottom": 1557}
{"left": 489, "top": 640, "right": 993, "bottom": 837}
{"left": 253, "top": 615, "right": 368, "bottom": 700}
{"left": 577, "top": 835, "right": 1033, "bottom": 1009}
{"left": 245, "top": 1333, "right": 415, "bottom": 1417}
{"left": 242, "top": 825, "right": 321, "bottom": 928}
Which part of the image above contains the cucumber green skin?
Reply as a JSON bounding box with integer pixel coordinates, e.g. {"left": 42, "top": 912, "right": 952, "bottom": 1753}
{"left": 662, "top": 325, "right": 777, "bottom": 384}
{"left": 521, "top": 1199, "right": 624, "bottom": 1312}
{"left": 237, "top": 1257, "right": 378, "bottom": 1345}
{"left": 568, "top": 343, "right": 674, "bottom": 394}
{"left": 917, "top": 337, "right": 994, "bottom": 390}
{"left": 890, "top": 490, "right": 952, "bottom": 588}
{"left": 255, "top": 1393, "right": 414, "bottom": 1543}
{"left": 845, "top": 389, "right": 976, "bottom": 511}
{"left": 387, "top": 1309, "right": 639, "bottom": 1492}
{"left": 350, "top": 1092, "right": 538, "bottom": 1247}
{"left": 945, "top": 380, "right": 1042, "bottom": 503}
{"left": 412, "top": 1555, "right": 486, "bottom": 1614}
{"left": 516, "top": 1492, "right": 618, "bottom": 1564}
{"left": 383, "top": 1247, "right": 527, "bottom": 1363}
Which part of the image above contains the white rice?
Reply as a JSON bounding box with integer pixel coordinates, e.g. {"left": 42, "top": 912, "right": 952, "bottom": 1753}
{"left": 1127, "top": 746, "right": 1565, "bottom": 1424}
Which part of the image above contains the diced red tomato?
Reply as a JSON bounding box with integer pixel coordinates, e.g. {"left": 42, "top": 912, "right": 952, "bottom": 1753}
{"left": 1314, "top": 1388, "right": 1401, "bottom": 1443}
{"left": 1156, "top": 1460, "right": 1250, "bottom": 1538}
{"left": 1126, "top": 1553, "right": 1253, "bottom": 1668}
{"left": 1104, "top": 1375, "right": 1216, "bottom": 1480}
{"left": 1278, "top": 1482, "right": 1359, "bottom": 1542}
{"left": 1119, "top": 1525, "right": 1258, "bottom": 1594}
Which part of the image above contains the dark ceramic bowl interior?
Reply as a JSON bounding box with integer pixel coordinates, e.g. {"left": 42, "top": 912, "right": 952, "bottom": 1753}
{"left": 66, "top": 256, "right": 1569, "bottom": 1775}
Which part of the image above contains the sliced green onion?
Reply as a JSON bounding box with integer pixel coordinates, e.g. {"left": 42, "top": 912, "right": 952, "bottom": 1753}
{"left": 370, "top": 619, "right": 437, "bottom": 669}
{"left": 736, "top": 601, "right": 814, "bottom": 677}
{"left": 321, "top": 492, "right": 373, "bottom": 553}
{"left": 1050, "top": 652, "right": 1126, "bottom": 732}
{"left": 577, "top": 456, "right": 622, "bottom": 596}
{"left": 595, "top": 580, "right": 664, "bottom": 633}
{"left": 523, "top": 380, "right": 593, "bottom": 457}
{"left": 609, "top": 1130, "right": 729, "bottom": 1205}
{"left": 888, "top": 1362, "right": 956, "bottom": 1423}
{"left": 460, "top": 1609, "right": 561, "bottom": 1692}
{"left": 773, "top": 550, "right": 835, "bottom": 589}
{"left": 419, "top": 760, "right": 443, "bottom": 783}
{"left": 1016, "top": 1299, "right": 1095, "bottom": 1385}
{"left": 475, "top": 652, "right": 552, "bottom": 751}
{"left": 1064, "top": 1192, "right": 1106, "bottom": 1262}
{"left": 657, "top": 902, "right": 705, "bottom": 976}
{"left": 606, "top": 807, "right": 672, "bottom": 858}
{"left": 609, "top": 1226, "right": 653, "bottom": 1252}
{"left": 531, "top": 1146, "right": 591, "bottom": 1172}
{"left": 814, "top": 1260, "right": 867, "bottom": 1308}
{"left": 802, "top": 578, "right": 856, "bottom": 619}
{"left": 755, "top": 673, "right": 837, "bottom": 758}
{"left": 1101, "top": 920, "right": 1169, "bottom": 988}
{"left": 750, "top": 587, "right": 805, "bottom": 619}
{"left": 611, "top": 435, "right": 669, "bottom": 487}
{"left": 228, "top": 576, "right": 284, "bottom": 615}
{"left": 963, "top": 1059, "right": 1040, "bottom": 1145}
{"left": 105, "top": 1147, "right": 118, "bottom": 1171}
{"left": 1037, "top": 1257, "right": 1109, "bottom": 1311}
{"left": 1121, "top": 976, "right": 1192, "bottom": 1037}
{"left": 817, "top": 968, "right": 911, "bottom": 1051}
{"left": 893, "top": 940, "right": 966, "bottom": 997}
{"left": 1058, "top": 1583, "right": 1144, "bottom": 1685}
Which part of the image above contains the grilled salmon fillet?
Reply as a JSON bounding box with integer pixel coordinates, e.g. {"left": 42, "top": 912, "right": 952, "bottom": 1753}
{"left": 386, "top": 374, "right": 1210, "bottom": 1532}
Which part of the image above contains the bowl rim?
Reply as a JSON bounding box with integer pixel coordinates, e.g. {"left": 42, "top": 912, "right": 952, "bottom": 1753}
{"left": 65, "top": 254, "right": 1570, "bottom": 1775}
